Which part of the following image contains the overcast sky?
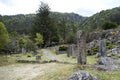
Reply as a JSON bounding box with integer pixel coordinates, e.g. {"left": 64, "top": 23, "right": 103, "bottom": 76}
{"left": 0, "top": 0, "right": 120, "bottom": 16}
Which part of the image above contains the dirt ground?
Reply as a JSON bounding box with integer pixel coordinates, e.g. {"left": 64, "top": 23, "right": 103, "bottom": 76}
{"left": 0, "top": 49, "right": 75, "bottom": 80}
{"left": 0, "top": 63, "right": 61, "bottom": 80}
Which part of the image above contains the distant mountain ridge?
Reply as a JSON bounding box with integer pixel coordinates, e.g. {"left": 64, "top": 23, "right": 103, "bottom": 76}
{"left": 0, "top": 12, "right": 85, "bottom": 34}
{"left": 80, "top": 7, "right": 120, "bottom": 31}
{"left": 0, "top": 7, "right": 120, "bottom": 33}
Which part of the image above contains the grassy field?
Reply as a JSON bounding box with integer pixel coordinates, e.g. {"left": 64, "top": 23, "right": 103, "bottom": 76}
{"left": 0, "top": 49, "right": 120, "bottom": 80}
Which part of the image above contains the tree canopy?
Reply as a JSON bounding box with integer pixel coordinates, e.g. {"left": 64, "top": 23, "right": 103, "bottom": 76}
{"left": 0, "top": 22, "right": 9, "bottom": 51}
{"left": 32, "top": 2, "right": 59, "bottom": 46}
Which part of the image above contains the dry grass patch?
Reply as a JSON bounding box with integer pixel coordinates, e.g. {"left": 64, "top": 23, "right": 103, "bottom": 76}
{"left": 33, "top": 63, "right": 75, "bottom": 80}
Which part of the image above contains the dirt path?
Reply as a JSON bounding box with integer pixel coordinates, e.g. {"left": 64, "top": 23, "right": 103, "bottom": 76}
{"left": 0, "top": 63, "right": 60, "bottom": 80}
{"left": 41, "top": 49, "right": 56, "bottom": 60}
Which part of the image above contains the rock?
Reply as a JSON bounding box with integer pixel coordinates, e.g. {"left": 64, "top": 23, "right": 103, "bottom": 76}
{"left": 96, "top": 57, "right": 119, "bottom": 71}
{"left": 68, "top": 71, "right": 98, "bottom": 80}
{"left": 112, "top": 48, "right": 117, "bottom": 55}
{"left": 42, "top": 60, "right": 48, "bottom": 63}
{"left": 118, "top": 54, "right": 120, "bottom": 58}
{"left": 95, "top": 53, "right": 101, "bottom": 58}
{"left": 17, "top": 60, "right": 40, "bottom": 63}
{"left": 99, "top": 39, "right": 107, "bottom": 57}
{"left": 107, "top": 53, "right": 112, "bottom": 57}
{"left": 49, "top": 60, "right": 58, "bottom": 63}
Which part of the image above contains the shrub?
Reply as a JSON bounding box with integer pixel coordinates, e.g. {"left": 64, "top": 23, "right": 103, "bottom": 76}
{"left": 87, "top": 49, "right": 91, "bottom": 55}
{"left": 93, "top": 45, "right": 98, "bottom": 55}
{"left": 27, "top": 55, "right": 31, "bottom": 57}
{"left": 106, "top": 40, "right": 111, "bottom": 46}
{"left": 106, "top": 40, "right": 115, "bottom": 49}
{"left": 102, "top": 21, "right": 118, "bottom": 30}
{"left": 59, "top": 45, "right": 68, "bottom": 51}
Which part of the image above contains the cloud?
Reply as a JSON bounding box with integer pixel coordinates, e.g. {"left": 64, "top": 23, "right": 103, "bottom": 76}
{"left": 0, "top": 0, "right": 40, "bottom": 15}
{"left": 0, "top": 0, "right": 14, "bottom": 6}
{"left": 0, "top": 0, "right": 119, "bottom": 16}
{"left": 44, "top": 0, "right": 120, "bottom": 16}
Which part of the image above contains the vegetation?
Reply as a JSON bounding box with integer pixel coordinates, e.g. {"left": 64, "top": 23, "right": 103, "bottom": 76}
{"left": 0, "top": 22, "right": 9, "bottom": 52}
{"left": 35, "top": 33, "right": 44, "bottom": 47}
{"left": 102, "top": 21, "right": 118, "bottom": 30}
{"left": 1, "top": 51, "right": 120, "bottom": 80}
{"left": 80, "top": 7, "right": 120, "bottom": 31}
{"left": 106, "top": 40, "right": 115, "bottom": 49}
{"left": 59, "top": 45, "right": 68, "bottom": 51}
{"left": 0, "top": 1, "right": 120, "bottom": 80}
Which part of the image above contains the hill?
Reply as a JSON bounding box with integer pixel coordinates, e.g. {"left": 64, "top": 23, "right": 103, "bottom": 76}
{"left": 0, "top": 12, "right": 85, "bottom": 34}
{"left": 80, "top": 7, "right": 120, "bottom": 31}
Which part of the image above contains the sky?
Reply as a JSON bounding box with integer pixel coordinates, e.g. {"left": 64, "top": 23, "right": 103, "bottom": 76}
{"left": 0, "top": 0, "right": 120, "bottom": 16}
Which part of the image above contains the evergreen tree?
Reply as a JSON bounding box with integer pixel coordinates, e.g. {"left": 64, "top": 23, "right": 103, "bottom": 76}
{"left": 32, "top": 2, "right": 57, "bottom": 47}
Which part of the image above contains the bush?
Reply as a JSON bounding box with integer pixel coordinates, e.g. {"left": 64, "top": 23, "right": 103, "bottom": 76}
{"left": 87, "top": 49, "right": 91, "bottom": 55}
{"left": 87, "top": 44, "right": 98, "bottom": 56}
{"left": 59, "top": 45, "right": 68, "bottom": 51}
{"left": 93, "top": 45, "right": 98, "bottom": 55}
{"left": 106, "top": 40, "right": 111, "bottom": 46}
{"left": 102, "top": 21, "right": 118, "bottom": 30}
{"left": 27, "top": 55, "right": 31, "bottom": 57}
{"left": 106, "top": 40, "right": 115, "bottom": 49}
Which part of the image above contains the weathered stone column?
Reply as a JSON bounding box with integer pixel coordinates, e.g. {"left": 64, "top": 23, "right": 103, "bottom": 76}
{"left": 77, "top": 30, "right": 86, "bottom": 64}
{"left": 99, "top": 39, "right": 107, "bottom": 57}
{"left": 67, "top": 45, "right": 72, "bottom": 57}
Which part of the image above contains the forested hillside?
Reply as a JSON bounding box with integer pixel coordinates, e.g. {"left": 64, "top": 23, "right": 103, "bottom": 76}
{"left": 80, "top": 7, "right": 120, "bottom": 31}
{"left": 0, "top": 12, "right": 85, "bottom": 34}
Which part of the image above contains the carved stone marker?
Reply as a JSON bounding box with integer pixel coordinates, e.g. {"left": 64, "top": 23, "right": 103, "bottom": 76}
{"left": 67, "top": 45, "right": 72, "bottom": 57}
{"left": 90, "top": 41, "right": 95, "bottom": 55}
{"left": 77, "top": 30, "right": 86, "bottom": 64}
{"left": 99, "top": 39, "right": 107, "bottom": 57}
{"left": 22, "top": 48, "right": 26, "bottom": 54}
{"left": 36, "top": 56, "right": 41, "bottom": 60}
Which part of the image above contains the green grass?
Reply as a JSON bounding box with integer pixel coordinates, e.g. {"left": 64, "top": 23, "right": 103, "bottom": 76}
{"left": 1, "top": 49, "right": 120, "bottom": 80}
{"left": 0, "top": 54, "right": 17, "bottom": 66}
{"left": 85, "top": 68, "right": 120, "bottom": 80}
{"left": 32, "top": 63, "right": 76, "bottom": 80}
{"left": 87, "top": 56, "right": 98, "bottom": 65}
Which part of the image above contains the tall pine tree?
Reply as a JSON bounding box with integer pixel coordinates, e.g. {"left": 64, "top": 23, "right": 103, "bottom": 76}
{"left": 32, "top": 2, "right": 58, "bottom": 47}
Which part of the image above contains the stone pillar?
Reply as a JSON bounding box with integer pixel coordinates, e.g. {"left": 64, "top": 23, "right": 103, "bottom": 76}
{"left": 22, "top": 48, "right": 26, "bottom": 54}
{"left": 90, "top": 41, "right": 94, "bottom": 55}
{"left": 36, "top": 56, "right": 41, "bottom": 60}
{"left": 77, "top": 30, "right": 86, "bottom": 64}
{"left": 67, "top": 45, "right": 72, "bottom": 57}
{"left": 71, "top": 44, "right": 75, "bottom": 57}
{"left": 99, "top": 39, "right": 107, "bottom": 57}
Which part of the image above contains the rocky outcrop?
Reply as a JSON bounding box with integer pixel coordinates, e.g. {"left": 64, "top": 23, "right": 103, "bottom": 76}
{"left": 96, "top": 57, "right": 119, "bottom": 71}
{"left": 68, "top": 71, "right": 98, "bottom": 80}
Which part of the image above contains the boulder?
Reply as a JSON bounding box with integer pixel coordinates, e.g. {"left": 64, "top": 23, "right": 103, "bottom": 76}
{"left": 96, "top": 57, "right": 119, "bottom": 71}
{"left": 68, "top": 71, "right": 98, "bottom": 80}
